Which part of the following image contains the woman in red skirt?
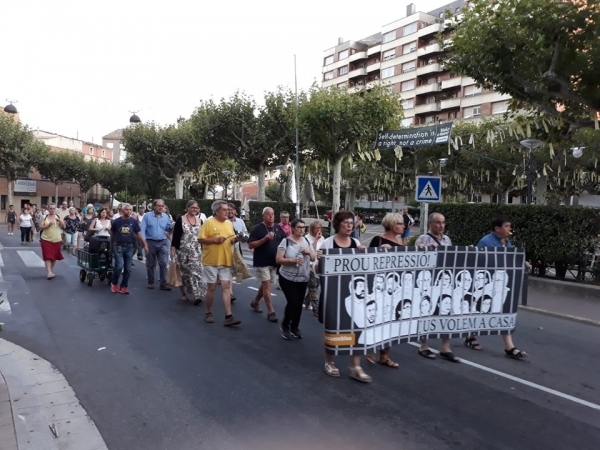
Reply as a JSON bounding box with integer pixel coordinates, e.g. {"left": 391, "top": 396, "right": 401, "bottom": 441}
{"left": 39, "top": 203, "right": 65, "bottom": 279}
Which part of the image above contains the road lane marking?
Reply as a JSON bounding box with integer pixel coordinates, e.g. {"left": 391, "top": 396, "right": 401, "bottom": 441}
{"left": 408, "top": 342, "right": 600, "bottom": 411}
{"left": 246, "top": 286, "right": 277, "bottom": 297}
{"left": 0, "top": 253, "right": 4, "bottom": 267}
{"left": 17, "top": 250, "right": 45, "bottom": 267}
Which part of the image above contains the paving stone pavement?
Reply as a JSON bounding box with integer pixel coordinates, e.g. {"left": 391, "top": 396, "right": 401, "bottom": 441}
{"left": 0, "top": 339, "right": 108, "bottom": 450}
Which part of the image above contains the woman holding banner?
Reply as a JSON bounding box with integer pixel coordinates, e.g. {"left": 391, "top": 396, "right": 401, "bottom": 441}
{"left": 365, "top": 212, "right": 405, "bottom": 369}
{"left": 318, "top": 211, "right": 372, "bottom": 383}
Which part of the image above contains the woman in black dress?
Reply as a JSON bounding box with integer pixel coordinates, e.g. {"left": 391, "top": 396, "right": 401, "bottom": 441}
{"left": 366, "top": 212, "right": 405, "bottom": 369}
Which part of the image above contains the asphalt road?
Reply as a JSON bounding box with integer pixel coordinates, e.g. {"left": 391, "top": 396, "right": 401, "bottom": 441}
{"left": 0, "top": 231, "right": 599, "bottom": 450}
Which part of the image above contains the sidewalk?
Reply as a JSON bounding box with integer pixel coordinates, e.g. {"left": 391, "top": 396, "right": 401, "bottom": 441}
{"left": 0, "top": 339, "right": 108, "bottom": 450}
{"left": 524, "top": 278, "right": 600, "bottom": 326}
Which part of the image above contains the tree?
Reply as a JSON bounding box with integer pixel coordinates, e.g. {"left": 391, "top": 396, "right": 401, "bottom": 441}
{"left": 193, "top": 88, "right": 299, "bottom": 201}
{"left": 35, "top": 148, "right": 84, "bottom": 203}
{"left": 299, "top": 84, "right": 403, "bottom": 213}
{"left": 69, "top": 156, "right": 101, "bottom": 206}
{"left": 0, "top": 115, "right": 44, "bottom": 206}
{"left": 445, "top": 0, "right": 600, "bottom": 129}
{"left": 97, "top": 163, "right": 130, "bottom": 205}
{"left": 122, "top": 119, "right": 212, "bottom": 199}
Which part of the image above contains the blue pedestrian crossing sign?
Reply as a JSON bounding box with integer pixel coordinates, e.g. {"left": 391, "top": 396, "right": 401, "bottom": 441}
{"left": 415, "top": 176, "right": 442, "bottom": 202}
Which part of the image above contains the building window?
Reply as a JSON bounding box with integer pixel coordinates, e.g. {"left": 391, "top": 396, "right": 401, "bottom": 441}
{"left": 427, "top": 77, "right": 438, "bottom": 85}
{"left": 403, "top": 42, "right": 417, "bottom": 54}
{"left": 472, "top": 106, "right": 481, "bottom": 116}
{"left": 464, "top": 106, "right": 481, "bottom": 118}
{"left": 402, "top": 60, "right": 416, "bottom": 72}
{"left": 337, "top": 82, "right": 347, "bottom": 89}
{"left": 426, "top": 96, "right": 436, "bottom": 104}
{"left": 401, "top": 118, "right": 413, "bottom": 127}
{"left": 89, "top": 146, "right": 93, "bottom": 154}
{"left": 338, "top": 49, "right": 349, "bottom": 60}
{"left": 382, "top": 30, "right": 396, "bottom": 44}
{"left": 381, "top": 67, "right": 395, "bottom": 79}
{"left": 324, "top": 71, "right": 334, "bottom": 80}
{"left": 383, "top": 49, "right": 395, "bottom": 61}
{"left": 339, "top": 66, "right": 348, "bottom": 75}
{"left": 106, "top": 142, "right": 113, "bottom": 149}
{"left": 403, "top": 22, "right": 417, "bottom": 36}
{"left": 401, "top": 98, "right": 414, "bottom": 109}
{"left": 492, "top": 100, "right": 509, "bottom": 114}
{"left": 464, "top": 85, "right": 482, "bottom": 96}
{"left": 101, "top": 149, "right": 106, "bottom": 158}
{"left": 401, "top": 79, "right": 415, "bottom": 91}
{"left": 1, "top": 195, "right": 6, "bottom": 210}
{"left": 325, "top": 55, "right": 334, "bottom": 65}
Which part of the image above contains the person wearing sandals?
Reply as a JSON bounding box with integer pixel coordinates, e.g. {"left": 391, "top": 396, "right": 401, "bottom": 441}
{"left": 414, "top": 213, "right": 459, "bottom": 363}
{"left": 39, "top": 203, "right": 65, "bottom": 279}
{"left": 365, "top": 212, "right": 405, "bottom": 369}
{"left": 171, "top": 200, "right": 207, "bottom": 305}
{"left": 305, "top": 221, "right": 325, "bottom": 314}
{"left": 470, "top": 215, "right": 529, "bottom": 360}
{"left": 318, "top": 211, "right": 372, "bottom": 383}
{"left": 247, "top": 207, "right": 284, "bottom": 323}
{"left": 276, "top": 218, "right": 316, "bottom": 340}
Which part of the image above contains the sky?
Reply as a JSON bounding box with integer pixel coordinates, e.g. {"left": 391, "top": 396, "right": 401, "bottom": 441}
{"left": 1, "top": 0, "right": 452, "bottom": 143}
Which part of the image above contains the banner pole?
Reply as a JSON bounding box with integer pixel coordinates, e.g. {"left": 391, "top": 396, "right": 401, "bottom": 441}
{"left": 420, "top": 202, "right": 428, "bottom": 235}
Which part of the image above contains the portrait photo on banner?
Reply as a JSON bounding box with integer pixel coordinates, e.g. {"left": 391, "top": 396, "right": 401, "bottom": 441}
{"left": 319, "top": 246, "right": 526, "bottom": 355}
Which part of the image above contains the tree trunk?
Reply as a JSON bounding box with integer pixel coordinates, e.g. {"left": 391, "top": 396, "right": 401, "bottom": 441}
{"left": 332, "top": 156, "right": 344, "bottom": 214}
{"left": 55, "top": 184, "right": 59, "bottom": 204}
{"left": 347, "top": 187, "right": 357, "bottom": 210}
{"left": 257, "top": 165, "right": 266, "bottom": 202}
{"left": 174, "top": 172, "right": 184, "bottom": 199}
{"left": 6, "top": 174, "right": 13, "bottom": 207}
{"left": 536, "top": 175, "right": 547, "bottom": 205}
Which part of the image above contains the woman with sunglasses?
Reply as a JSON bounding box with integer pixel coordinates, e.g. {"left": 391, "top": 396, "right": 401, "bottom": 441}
{"left": 39, "top": 203, "right": 65, "bottom": 279}
{"left": 276, "top": 218, "right": 315, "bottom": 340}
{"left": 318, "top": 211, "right": 372, "bottom": 383}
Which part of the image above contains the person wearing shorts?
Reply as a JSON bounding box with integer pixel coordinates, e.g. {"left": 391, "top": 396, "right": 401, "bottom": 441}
{"left": 198, "top": 200, "right": 241, "bottom": 327}
{"left": 6, "top": 205, "right": 16, "bottom": 235}
{"left": 247, "top": 207, "right": 285, "bottom": 323}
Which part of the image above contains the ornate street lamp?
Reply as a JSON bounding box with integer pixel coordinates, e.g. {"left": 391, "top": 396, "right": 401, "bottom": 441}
{"left": 4, "top": 100, "right": 17, "bottom": 114}
{"left": 571, "top": 147, "right": 584, "bottom": 159}
{"left": 129, "top": 111, "right": 141, "bottom": 124}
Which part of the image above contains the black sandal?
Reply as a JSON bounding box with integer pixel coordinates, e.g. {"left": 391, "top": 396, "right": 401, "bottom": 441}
{"left": 439, "top": 352, "right": 460, "bottom": 363}
{"left": 418, "top": 349, "right": 436, "bottom": 359}
{"left": 505, "top": 348, "right": 527, "bottom": 359}
{"left": 464, "top": 337, "right": 483, "bottom": 351}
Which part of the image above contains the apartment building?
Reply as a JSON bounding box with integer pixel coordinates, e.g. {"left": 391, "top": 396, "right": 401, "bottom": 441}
{"left": 321, "top": 0, "right": 511, "bottom": 126}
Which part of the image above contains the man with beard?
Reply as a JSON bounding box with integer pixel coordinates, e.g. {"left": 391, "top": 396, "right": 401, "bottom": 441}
{"left": 415, "top": 212, "right": 459, "bottom": 363}
{"left": 345, "top": 276, "right": 367, "bottom": 329}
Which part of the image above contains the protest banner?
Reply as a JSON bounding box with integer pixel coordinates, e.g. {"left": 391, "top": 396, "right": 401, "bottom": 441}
{"left": 375, "top": 122, "right": 454, "bottom": 149}
{"left": 318, "top": 246, "right": 526, "bottom": 355}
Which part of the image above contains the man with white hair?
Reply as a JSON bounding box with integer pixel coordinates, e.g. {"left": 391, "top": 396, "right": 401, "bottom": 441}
{"left": 198, "top": 200, "right": 241, "bottom": 326}
{"left": 247, "top": 207, "right": 285, "bottom": 323}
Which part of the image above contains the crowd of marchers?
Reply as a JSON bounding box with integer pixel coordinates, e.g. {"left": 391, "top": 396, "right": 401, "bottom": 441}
{"left": 26, "top": 197, "right": 529, "bottom": 383}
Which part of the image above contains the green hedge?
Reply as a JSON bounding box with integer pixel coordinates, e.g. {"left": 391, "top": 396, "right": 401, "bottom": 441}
{"left": 428, "top": 203, "right": 600, "bottom": 280}
{"left": 164, "top": 199, "right": 241, "bottom": 218}
{"left": 248, "top": 201, "right": 296, "bottom": 228}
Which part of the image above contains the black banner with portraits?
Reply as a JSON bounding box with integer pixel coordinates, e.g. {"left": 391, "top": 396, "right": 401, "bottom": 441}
{"left": 319, "top": 246, "right": 526, "bottom": 355}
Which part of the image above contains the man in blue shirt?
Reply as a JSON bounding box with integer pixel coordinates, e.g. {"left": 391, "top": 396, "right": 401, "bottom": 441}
{"left": 141, "top": 199, "right": 172, "bottom": 290}
{"left": 469, "top": 215, "right": 528, "bottom": 360}
{"left": 110, "top": 204, "right": 148, "bottom": 294}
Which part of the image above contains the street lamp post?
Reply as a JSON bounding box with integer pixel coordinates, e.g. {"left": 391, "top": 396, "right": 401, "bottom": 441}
{"left": 3, "top": 100, "right": 18, "bottom": 114}
{"left": 519, "top": 139, "right": 544, "bottom": 205}
{"left": 420, "top": 158, "right": 449, "bottom": 234}
{"left": 222, "top": 170, "right": 231, "bottom": 199}
{"left": 275, "top": 165, "right": 289, "bottom": 203}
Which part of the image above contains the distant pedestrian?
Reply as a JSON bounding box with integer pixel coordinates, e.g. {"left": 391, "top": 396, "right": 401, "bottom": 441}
{"left": 276, "top": 218, "right": 315, "bottom": 340}
{"left": 63, "top": 207, "right": 80, "bottom": 255}
{"left": 39, "top": 203, "right": 65, "bottom": 279}
{"left": 141, "top": 199, "right": 172, "bottom": 291}
{"left": 401, "top": 207, "right": 414, "bottom": 245}
{"left": 6, "top": 204, "right": 16, "bottom": 235}
{"left": 171, "top": 200, "right": 206, "bottom": 304}
{"left": 279, "top": 211, "right": 292, "bottom": 238}
{"left": 18, "top": 206, "right": 33, "bottom": 245}
{"left": 247, "top": 207, "right": 284, "bottom": 323}
{"left": 198, "top": 200, "right": 241, "bottom": 326}
{"left": 110, "top": 204, "right": 148, "bottom": 294}
{"left": 135, "top": 206, "right": 146, "bottom": 261}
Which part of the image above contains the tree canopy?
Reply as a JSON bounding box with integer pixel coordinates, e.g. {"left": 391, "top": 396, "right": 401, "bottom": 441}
{"left": 445, "top": 0, "right": 600, "bottom": 129}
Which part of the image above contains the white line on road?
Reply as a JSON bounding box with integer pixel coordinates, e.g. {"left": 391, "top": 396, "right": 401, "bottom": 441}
{"left": 407, "top": 342, "right": 600, "bottom": 412}
{"left": 246, "top": 286, "right": 277, "bottom": 297}
{"left": 0, "top": 252, "right": 4, "bottom": 267}
{"left": 16, "top": 250, "right": 45, "bottom": 267}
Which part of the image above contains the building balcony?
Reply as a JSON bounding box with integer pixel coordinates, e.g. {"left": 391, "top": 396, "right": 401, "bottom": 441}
{"left": 414, "top": 102, "right": 441, "bottom": 114}
{"left": 367, "top": 45, "right": 381, "bottom": 56}
{"left": 441, "top": 77, "right": 461, "bottom": 90}
{"left": 415, "top": 83, "right": 441, "bottom": 95}
{"left": 417, "top": 42, "right": 442, "bottom": 57}
{"left": 348, "top": 67, "right": 367, "bottom": 79}
{"left": 367, "top": 61, "right": 381, "bottom": 72}
{"left": 416, "top": 63, "right": 442, "bottom": 76}
{"left": 418, "top": 22, "right": 444, "bottom": 38}
{"left": 349, "top": 51, "right": 368, "bottom": 62}
{"left": 348, "top": 85, "right": 365, "bottom": 94}
{"left": 440, "top": 98, "right": 461, "bottom": 110}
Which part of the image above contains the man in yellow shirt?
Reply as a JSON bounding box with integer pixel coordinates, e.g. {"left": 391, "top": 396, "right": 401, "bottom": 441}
{"left": 198, "top": 200, "right": 241, "bottom": 327}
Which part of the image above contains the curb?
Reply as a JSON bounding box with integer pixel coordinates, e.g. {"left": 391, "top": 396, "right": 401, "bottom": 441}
{"left": 519, "top": 305, "right": 600, "bottom": 327}
{"left": 0, "top": 339, "right": 108, "bottom": 450}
